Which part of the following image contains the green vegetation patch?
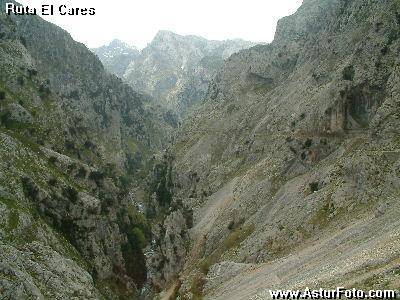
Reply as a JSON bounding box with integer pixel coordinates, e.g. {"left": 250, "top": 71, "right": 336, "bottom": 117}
{"left": 342, "top": 65, "right": 355, "bottom": 81}
{"left": 0, "top": 195, "right": 19, "bottom": 210}
{"left": 310, "top": 199, "right": 334, "bottom": 228}
{"left": 0, "top": 196, "right": 21, "bottom": 232}
{"left": 96, "top": 276, "right": 139, "bottom": 300}
{"left": 0, "top": 111, "right": 29, "bottom": 130}
{"left": 7, "top": 210, "right": 19, "bottom": 231}
{"left": 191, "top": 274, "right": 206, "bottom": 300}
{"left": 199, "top": 224, "right": 255, "bottom": 275}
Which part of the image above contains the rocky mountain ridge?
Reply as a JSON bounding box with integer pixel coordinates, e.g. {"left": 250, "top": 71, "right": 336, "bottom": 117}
{"left": 93, "top": 31, "right": 256, "bottom": 116}
{"left": 92, "top": 39, "right": 140, "bottom": 78}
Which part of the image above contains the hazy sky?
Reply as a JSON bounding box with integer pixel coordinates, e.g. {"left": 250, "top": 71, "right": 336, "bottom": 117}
{"left": 18, "top": 0, "right": 303, "bottom": 49}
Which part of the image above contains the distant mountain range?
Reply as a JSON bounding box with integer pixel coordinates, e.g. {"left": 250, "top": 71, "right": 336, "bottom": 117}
{"left": 92, "top": 32, "right": 256, "bottom": 115}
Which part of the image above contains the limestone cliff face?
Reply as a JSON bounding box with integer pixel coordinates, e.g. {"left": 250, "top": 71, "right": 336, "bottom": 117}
{"left": 150, "top": 0, "right": 400, "bottom": 298}
{"left": 96, "top": 31, "right": 256, "bottom": 116}
{"left": 0, "top": 4, "right": 163, "bottom": 298}
{"left": 13, "top": 15, "right": 166, "bottom": 170}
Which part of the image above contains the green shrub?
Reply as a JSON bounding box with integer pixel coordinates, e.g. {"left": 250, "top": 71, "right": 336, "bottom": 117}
{"left": 83, "top": 140, "right": 94, "bottom": 149}
{"left": 125, "top": 153, "right": 139, "bottom": 176}
{"left": 75, "top": 167, "right": 87, "bottom": 179}
{"left": 65, "top": 140, "right": 76, "bottom": 151}
{"left": 89, "top": 170, "right": 105, "bottom": 186}
{"left": 62, "top": 186, "right": 79, "bottom": 203}
{"left": 48, "top": 156, "right": 58, "bottom": 164}
{"left": 39, "top": 83, "right": 51, "bottom": 99}
{"left": 227, "top": 220, "right": 235, "bottom": 230}
{"left": 157, "top": 181, "right": 172, "bottom": 206}
{"left": 387, "top": 30, "right": 398, "bottom": 46}
{"left": 103, "top": 163, "right": 117, "bottom": 179}
{"left": 59, "top": 218, "right": 77, "bottom": 244}
{"left": 0, "top": 90, "right": 5, "bottom": 100}
{"left": 127, "top": 227, "right": 147, "bottom": 249}
{"left": 67, "top": 162, "right": 77, "bottom": 173}
{"left": 28, "top": 69, "right": 38, "bottom": 78}
{"left": 48, "top": 178, "right": 58, "bottom": 187}
{"left": 118, "top": 175, "right": 131, "bottom": 193}
{"left": 309, "top": 182, "right": 319, "bottom": 193}
{"left": 0, "top": 112, "right": 11, "bottom": 127}
{"left": 149, "top": 162, "right": 173, "bottom": 207}
{"left": 39, "top": 84, "right": 50, "bottom": 93}
{"left": 121, "top": 242, "right": 147, "bottom": 287}
{"left": 227, "top": 218, "right": 244, "bottom": 231}
{"left": 17, "top": 76, "right": 24, "bottom": 86}
{"left": 21, "top": 177, "right": 39, "bottom": 200}
{"left": 304, "top": 139, "right": 313, "bottom": 148}
{"left": 19, "top": 36, "right": 27, "bottom": 47}
{"left": 100, "top": 192, "right": 114, "bottom": 213}
{"left": 69, "top": 90, "right": 80, "bottom": 99}
{"left": 343, "top": 65, "right": 355, "bottom": 81}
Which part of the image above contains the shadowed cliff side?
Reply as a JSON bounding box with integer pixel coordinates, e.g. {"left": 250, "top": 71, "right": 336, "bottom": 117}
{"left": 0, "top": 2, "right": 170, "bottom": 298}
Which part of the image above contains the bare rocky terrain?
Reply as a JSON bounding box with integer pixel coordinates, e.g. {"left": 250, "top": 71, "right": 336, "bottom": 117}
{"left": 92, "top": 40, "right": 140, "bottom": 78}
{"left": 93, "top": 31, "right": 256, "bottom": 116}
{"left": 144, "top": 0, "right": 400, "bottom": 298}
{"left": 1, "top": 0, "right": 400, "bottom": 299}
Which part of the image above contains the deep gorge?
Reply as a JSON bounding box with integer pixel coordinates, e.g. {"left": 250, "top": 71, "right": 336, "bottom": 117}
{"left": 1, "top": 0, "right": 400, "bottom": 299}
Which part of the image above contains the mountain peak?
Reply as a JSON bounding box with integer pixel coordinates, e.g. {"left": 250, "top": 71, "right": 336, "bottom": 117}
{"left": 151, "top": 30, "right": 182, "bottom": 44}
{"left": 154, "top": 30, "right": 177, "bottom": 38}
{"left": 109, "top": 38, "right": 126, "bottom": 47}
{"left": 107, "top": 39, "right": 138, "bottom": 51}
{"left": 91, "top": 39, "right": 140, "bottom": 77}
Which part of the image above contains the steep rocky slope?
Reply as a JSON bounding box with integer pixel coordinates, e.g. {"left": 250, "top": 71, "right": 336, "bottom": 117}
{"left": 95, "top": 31, "right": 255, "bottom": 116}
{"left": 92, "top": 40, "right": 140, "bottom": 78}
{"left": 147, "top": 0, "right": 400, "bottom": 298}
{"left": 2, "top": 0, "right": 400, "bottom": 299}
{"left": 0, "top": 4, "right": 165, "bottom": 298}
